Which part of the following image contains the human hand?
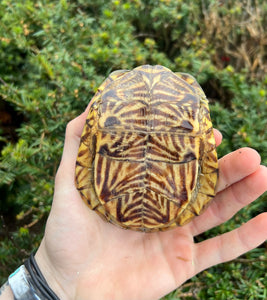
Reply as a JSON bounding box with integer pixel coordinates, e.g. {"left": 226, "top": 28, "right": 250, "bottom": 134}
{"left": 35, "top": 107, "right": 267, "bottom": 300}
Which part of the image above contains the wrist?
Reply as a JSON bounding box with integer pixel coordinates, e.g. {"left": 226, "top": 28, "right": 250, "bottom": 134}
{"left": 8, "top": 264, "right": 44, "bottom": 300}
{"left": 35, "top": 245, "right": 70, "bottom": 300}
{"left": 7, "top": 252, "right": 65, "bottom": 300}
{"left": 0, "top": 282, "right": 14, "bottom": 300}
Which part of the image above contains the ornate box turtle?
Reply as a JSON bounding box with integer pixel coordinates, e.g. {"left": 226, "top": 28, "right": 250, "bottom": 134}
{"left": 75, "top": 65, "right": 218, "bottom": 232}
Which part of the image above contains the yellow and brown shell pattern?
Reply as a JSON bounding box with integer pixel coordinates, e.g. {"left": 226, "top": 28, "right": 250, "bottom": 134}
{"left": 75, "top": 65, "right": 218, "bottom": 232}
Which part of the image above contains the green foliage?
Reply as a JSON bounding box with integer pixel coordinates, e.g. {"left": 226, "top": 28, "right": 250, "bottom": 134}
{"left": 0, "top": 0, "right": 266, "bottom": 297}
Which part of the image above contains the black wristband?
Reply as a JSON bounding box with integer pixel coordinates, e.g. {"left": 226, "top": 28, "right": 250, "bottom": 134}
{"left": 24, "top": 253, "right": 60, "bottom": 300}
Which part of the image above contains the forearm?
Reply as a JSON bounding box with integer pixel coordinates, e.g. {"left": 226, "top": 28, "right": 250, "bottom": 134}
{"left": 0, "top": 282, "right": 14, "bottom": 300}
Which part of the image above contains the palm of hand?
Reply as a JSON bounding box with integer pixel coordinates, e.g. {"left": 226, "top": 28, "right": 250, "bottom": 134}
{"left": 45, "top": 179, "right": 195, "bottom": 299}
{"left": 36, "top": 111, "right": 267, "bottom": 300}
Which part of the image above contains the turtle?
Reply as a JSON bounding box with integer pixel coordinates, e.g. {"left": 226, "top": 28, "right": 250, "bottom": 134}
{"left": 75, "top": 65, "right": 218, "bottom": 232}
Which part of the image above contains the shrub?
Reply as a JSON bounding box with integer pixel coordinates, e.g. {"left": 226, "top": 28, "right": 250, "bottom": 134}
{"left": 0, "top": 0, "right": 266, "bottom": 298}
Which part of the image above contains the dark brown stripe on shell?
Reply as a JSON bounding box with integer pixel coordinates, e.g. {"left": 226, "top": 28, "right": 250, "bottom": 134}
{"left": 96, "top": 155, "right": 103, "bottom": 187}
{"left": 179, "top": 165, "right": 188, "bottom": 202}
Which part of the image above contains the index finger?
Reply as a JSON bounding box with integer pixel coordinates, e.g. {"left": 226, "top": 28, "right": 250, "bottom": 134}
{"left": 216, "top": 147, "right": 261, "bottom": 193}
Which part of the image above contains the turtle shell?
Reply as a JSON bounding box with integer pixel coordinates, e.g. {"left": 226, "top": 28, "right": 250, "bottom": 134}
{"left": 75, "top": 65, "right": 218, "bottom": 232}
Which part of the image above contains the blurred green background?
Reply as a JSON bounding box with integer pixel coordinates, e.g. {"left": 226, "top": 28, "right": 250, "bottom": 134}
{"left": 0, "top": 0, "right": 266, "bottom": 298}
